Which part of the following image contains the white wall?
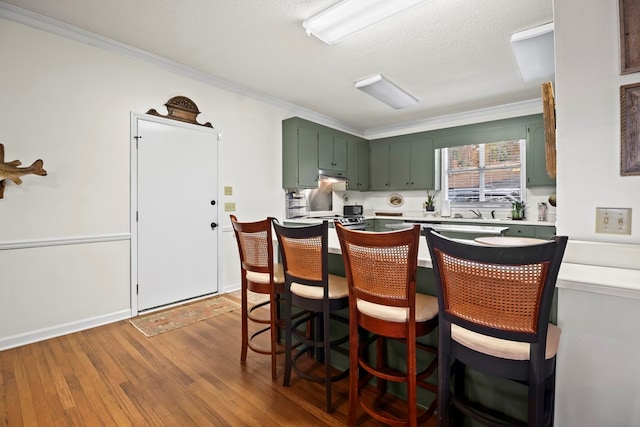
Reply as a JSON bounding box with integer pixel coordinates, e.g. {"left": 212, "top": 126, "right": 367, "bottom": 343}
{"left": 553, "top": 1, "right": 640, "bottom": 425}
{"left": 0, "top": 17, "right": 288, "bottom": 348}
{"left": 555, "top": 0, "right": 640, "bottom": 247}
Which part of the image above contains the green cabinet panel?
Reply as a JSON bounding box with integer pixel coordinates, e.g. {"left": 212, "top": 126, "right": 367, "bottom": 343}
{"left": 535, "top": 225, "right": 556, "bottom": 239}
{"left": 369, "top": 137, "right": 434, "bottom": 191}
{"left": 370, "top": 142, "right": 391, "bottom": 190}
{"left": 503, "top": 223, "right": 536, "bottom": 238}
{"left": 526, "top": 121, "right": 556, "bottom": 187}
{"left": 319, "top": 132, "right": 347, "bottom": 172}
{"left": 347, "top": 139, "right": 369, "bottom": 190}
{"left": 409, "top": 139, "right": 434, "bottom": 189}
{"left": 282, "top": 118, "right": 318, "bottom": 189}
{"left": 374, "top": 219, "right": 403, "bottom": 232}
{"left": 389, "top": 142, "right": 411, "bottom": 190}
{"left": 298, "top": 127, "right": 319, "bottom": 187}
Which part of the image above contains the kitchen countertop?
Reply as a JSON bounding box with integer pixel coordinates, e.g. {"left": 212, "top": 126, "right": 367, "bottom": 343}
{"left": 283, "top": 218, "right": 640, "bottom": 300}
{"left": 367, "top": 213, "right": 555, "bottom": 227}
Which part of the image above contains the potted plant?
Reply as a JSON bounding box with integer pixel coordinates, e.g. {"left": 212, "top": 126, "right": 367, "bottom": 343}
{"left": 511, "top": 201, "right": 525, "bottom": 220}
{"left": 426, "top": 190, "right": 440, "bottom": 212}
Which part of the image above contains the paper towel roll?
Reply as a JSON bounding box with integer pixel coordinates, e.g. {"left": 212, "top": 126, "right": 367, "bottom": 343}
{"left": 441, "top": 200, "right": 451, "bottom": 217}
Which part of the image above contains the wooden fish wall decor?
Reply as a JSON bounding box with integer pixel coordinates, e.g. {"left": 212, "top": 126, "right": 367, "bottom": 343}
{"left": 0, "top": 143, "right": 47, "bottom": 199}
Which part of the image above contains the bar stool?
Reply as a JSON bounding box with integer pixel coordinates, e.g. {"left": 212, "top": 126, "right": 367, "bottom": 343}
{"left": 336, "top": 223, "right": 438, "bottom": 427}
{"left": 272, "top": 220, "right": 350, "bottom": 413}
{"left": 230, "top": 215, "right": 284, "bottom": 381}
{"left": 425, "top": 228, "right": 568, "bottom": 426}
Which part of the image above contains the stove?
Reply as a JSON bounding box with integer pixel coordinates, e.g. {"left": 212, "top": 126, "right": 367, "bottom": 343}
{"left": 315, "top": 215, "right": 367, "bottom": 230}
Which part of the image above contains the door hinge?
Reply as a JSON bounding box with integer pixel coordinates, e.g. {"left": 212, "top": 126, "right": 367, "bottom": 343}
{"left": 134, "top": 135, "right": 142, "bottom": 148}
{"left": 136, "top": 284, "right": 139, "bottom": 295}
{"left": 136, "top": 211, "right": 138, "bottom": 222}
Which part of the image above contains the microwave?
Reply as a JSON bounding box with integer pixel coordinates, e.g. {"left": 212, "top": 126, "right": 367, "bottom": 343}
{"left": 343, "top": 205, "right": 363, "bottom": 216}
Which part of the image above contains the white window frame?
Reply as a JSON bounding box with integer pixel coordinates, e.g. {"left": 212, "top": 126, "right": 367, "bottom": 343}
{"left": 441, "top": 139, "right": 526, "bottom": 208}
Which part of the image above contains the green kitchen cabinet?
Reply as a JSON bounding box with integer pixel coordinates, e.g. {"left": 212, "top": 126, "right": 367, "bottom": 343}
{"left": 283, "top": 117, "right": 367, "bottom": 189}
{"left": 282, "top": 118, "right": 319, "bottom": 189}
{"left": 369, "top": 137, "right": 434, "bottom": 191}
{"left": 347, "top": 139, "right": 369, "bottom": 190}
{"left": 374, "top": 218, "right": 403, "bottom": 232}
{"left": 526, "top": 121, "right": 556, "bottom": 187}
{"left": 319, "top": 132, "right": 347, "bottom": 172}
{"left": 370, "top": 141, "right": 391, "bottom": 190}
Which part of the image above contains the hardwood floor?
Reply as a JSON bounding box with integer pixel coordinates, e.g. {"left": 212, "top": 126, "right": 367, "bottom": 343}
{"left": 0, "top": 295, "right": 437, "bottom": 426}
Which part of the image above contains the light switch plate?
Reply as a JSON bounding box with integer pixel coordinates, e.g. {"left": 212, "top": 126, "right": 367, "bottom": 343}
{"left": 224, "top": 186, "right": 233, "bottom": 196}
{"left": 224, "top": 202, "right": 236, "bottom": 212}
{"left": 595, "top": 207, "right": 632, "bottom": 235}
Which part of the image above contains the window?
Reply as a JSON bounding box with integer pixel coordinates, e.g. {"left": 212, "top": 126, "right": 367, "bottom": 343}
{"left": 442, "top": 140, "right": 525, "bottom": 207}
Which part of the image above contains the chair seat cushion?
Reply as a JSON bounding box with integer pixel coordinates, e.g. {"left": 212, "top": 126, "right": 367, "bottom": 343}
{"left": 356, "top": 293, "right": 439, "bottom": 323}
{"left": 245, "top": 263, "right": 285, "bottom": 284}
{"left": 452, "top": 323, "right": 561, "bottom": 361}
{"left": 290, "top": 274, "right": 348, "bottom": 299}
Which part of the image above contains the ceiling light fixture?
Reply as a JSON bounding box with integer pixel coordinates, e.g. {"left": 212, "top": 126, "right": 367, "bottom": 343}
{"left": 303, "top": 0, "right": 428, "bottom": 45}
{"left": 355, "top": 74, "right": 419, "bottom": 109}
{"left": 510, "top": 22, "right": 555, "bottom": 82}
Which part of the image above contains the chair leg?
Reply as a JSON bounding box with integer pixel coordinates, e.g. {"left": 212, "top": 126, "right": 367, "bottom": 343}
{"left": 407, "top": 338, "right": 418, "bottom": 427}
{"left": 376, "top": 336, "right": 387, "bottom": 396}
{"left": 324, "top": 308, "right": 333, "bottom": 413}
{"left": 269, "top": 291, "right": 278, "bottom": 381}
{"left": 347, "top": 319, "right": 360, "bottom": 426}
{"left": 438, "top": 331, "right": 451, "bottom": 426}
{"left": 240, "top": 280, "right": 248, "bottom": 363}
{"left": 452, "top": 360, "right": 465, "bottom": 427}
{"left": 283, "top": 289, "right": 293, "bottom": 387}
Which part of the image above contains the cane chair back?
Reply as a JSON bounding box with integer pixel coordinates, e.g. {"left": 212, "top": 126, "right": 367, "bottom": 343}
{"left": 426, "top": 228, "right": 568, "bottom": 426}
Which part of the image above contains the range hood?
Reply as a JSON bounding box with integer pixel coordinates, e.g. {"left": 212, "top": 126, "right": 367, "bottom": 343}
{"left": 318, "top": 169, "right": 347, "bottom": 180}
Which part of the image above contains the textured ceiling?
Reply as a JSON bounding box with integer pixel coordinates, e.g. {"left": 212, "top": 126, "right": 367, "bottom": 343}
{"left": 2, "top": 0, "right": 553, "bottom": 135}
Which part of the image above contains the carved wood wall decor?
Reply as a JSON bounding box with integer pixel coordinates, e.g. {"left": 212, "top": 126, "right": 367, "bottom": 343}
{"left": 0, "top": 143, "right": 47, "bottom": 199}
{"left": 620, "top": 0, "right": 640, "bottom": 74}
{"left": 147, "top": 96, "right": 213, "bottom": 128}
{"left": 541, "top": 82, "right": 557, "bottom": 179}
{"left": 621, "top": 82, "right": 640, "bottom": 176}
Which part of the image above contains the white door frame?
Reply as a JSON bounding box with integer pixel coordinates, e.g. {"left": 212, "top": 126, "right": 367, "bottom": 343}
{"left": 129, "top": 112, "right": 222, "bottom": 315}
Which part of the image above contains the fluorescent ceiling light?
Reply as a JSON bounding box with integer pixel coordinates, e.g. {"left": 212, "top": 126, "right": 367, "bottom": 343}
{"left": 303, "top": 0, "right": 428, "bottom": 45}
{"left": 510, "top": 22, "right": 555, "bottom": 82}
{"left": 355, "top": 74, "right": 419, "bottom": 109}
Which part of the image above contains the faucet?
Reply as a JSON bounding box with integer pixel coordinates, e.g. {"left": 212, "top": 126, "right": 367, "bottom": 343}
{"left": 469, "top": 209, "right": 482, "bottom": 219}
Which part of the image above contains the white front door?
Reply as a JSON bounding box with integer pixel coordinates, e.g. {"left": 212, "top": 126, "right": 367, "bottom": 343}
{"left": 135, "top": 115, "right": 219, "bottom": 311}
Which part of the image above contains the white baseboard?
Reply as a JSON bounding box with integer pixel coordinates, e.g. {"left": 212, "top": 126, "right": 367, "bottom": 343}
{"left": 0, "top": 309, "right": 132, "bottom": 351}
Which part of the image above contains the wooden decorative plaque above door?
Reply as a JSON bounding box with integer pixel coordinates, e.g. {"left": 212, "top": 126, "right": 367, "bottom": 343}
{"left": 147, "top": 96, "right": 213, "bottom": 128}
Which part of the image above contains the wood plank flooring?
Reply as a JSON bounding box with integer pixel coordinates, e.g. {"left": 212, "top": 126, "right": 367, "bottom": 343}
{"left": 0, "top": 294, "right": 437, "bottom": 426}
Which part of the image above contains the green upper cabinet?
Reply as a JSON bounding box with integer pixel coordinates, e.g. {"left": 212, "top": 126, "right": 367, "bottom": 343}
{"left": 526, "top": 120, "right": 556, "bottom": 186}
{"left": 282, "top": 118, "right": 319, "bottom": 189}
{"left": 283, "top": 117, "right": 366, "bottom": 189}
{"left": 347, "top": 139, "right": 369, "bottom": 190}
{"left": 370, "top": 141, "right": 391, "bottom": 190}
{"left": 318, "top": 132, "right": 347, "bottom": 172}
{"left": 370, "top": 136, "right": 434, "bottom": 191}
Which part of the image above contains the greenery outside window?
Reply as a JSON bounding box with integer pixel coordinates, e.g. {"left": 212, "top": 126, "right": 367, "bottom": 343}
{"left": 442, "top": 139, "right": 525, "bottom": 207}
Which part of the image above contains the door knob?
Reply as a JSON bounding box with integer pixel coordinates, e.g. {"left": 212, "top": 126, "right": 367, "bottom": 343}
{"left": 211, "top": 200, "right": 216, "bottom": 205}
{"left": 211, "top": 222, "right": 218, "bottom": 229}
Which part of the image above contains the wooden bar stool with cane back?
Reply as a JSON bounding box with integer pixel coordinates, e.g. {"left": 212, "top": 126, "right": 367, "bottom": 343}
{"left": 425, "top": 229, "right": 568, "bottom": 426}
{"left": 230, "top": 215, "right": 284, "bottom": 381}
{"left": 335, "top": 223, "right": 439, "bottom": 427}
{"left": 272, "top": 220, "right": 350, "bottom": 413}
